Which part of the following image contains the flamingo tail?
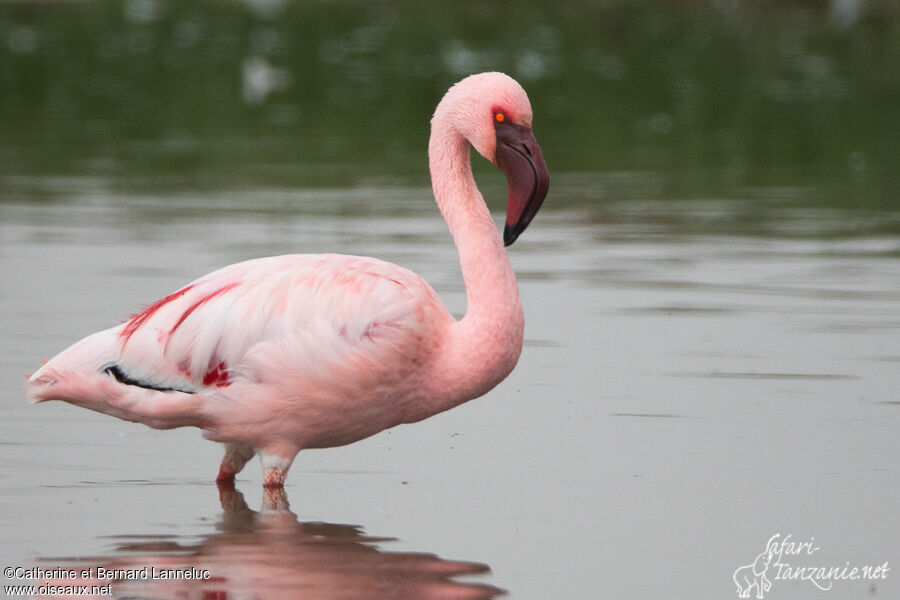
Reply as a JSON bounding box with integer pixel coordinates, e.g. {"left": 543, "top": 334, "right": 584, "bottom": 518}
{"left": 26, "top": 328, "right": 207, "bottom": 430}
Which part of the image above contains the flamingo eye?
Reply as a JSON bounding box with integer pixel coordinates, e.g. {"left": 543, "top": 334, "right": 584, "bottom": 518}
{"left": 494, "top": 112, "right": 506, "bottom": 123}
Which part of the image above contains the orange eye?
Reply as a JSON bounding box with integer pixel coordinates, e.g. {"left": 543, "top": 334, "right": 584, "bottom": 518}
{"left": 495, "top": 112, "right": 505, "bottom": 123}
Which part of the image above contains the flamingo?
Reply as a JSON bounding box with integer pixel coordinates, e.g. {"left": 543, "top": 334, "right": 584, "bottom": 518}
{"left": 26, "top": 72, "right": 550, "bottom": 488}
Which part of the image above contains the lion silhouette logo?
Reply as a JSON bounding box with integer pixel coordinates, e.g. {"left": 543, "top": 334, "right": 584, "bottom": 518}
{"left": 734, "top": 534, "right": 779, "bottom": 598}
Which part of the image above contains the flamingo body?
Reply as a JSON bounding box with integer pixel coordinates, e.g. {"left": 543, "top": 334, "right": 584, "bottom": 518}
{"left": 27, "top": 72, "right": 549, "bottom": 487}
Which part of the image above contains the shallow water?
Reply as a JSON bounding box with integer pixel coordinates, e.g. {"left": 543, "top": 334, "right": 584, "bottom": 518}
{"left": 1, "top": 182, "right": 898, "bottom": 598}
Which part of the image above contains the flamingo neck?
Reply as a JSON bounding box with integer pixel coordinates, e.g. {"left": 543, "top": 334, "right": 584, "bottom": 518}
{"left": 428, "top": 122, "right": 524, "bottom": 401}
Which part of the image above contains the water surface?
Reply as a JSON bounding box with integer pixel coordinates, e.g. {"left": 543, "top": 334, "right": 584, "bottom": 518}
{"left": 1, "top": 184, "right": 898, "bottom": 598}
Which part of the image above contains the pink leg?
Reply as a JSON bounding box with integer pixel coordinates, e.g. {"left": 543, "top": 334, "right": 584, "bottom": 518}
{"left": 216, "top": 443, "right": 255, "bottom": 483}
{"left": 216, "top": 480, "right": 241, "bottom": 510}
{"left": 260, "top": 451, "right": 296, "bottom": 488}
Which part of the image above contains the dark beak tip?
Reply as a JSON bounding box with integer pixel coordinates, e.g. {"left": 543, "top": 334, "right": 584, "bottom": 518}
{"left": 503, "top": 224, "right": 520, "bottom": 247}
{"left": 503, "top": 228, "right": 514, "bottom": 247}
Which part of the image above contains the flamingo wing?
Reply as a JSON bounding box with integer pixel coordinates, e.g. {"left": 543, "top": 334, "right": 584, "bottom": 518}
{"left": 37, "top": 254, "right": 445, "bottom": 399}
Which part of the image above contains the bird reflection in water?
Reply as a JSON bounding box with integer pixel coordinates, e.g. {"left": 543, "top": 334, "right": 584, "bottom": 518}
{"left": 36, "top": 484, "right": 504, "bottom": 599}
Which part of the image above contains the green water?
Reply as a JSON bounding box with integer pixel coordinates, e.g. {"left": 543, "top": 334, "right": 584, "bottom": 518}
{"left": 2, "top": 0, "right": 898, "bottom": 209}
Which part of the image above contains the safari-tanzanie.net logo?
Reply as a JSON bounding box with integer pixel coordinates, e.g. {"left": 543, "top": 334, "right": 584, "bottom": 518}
{"left": 732, "top": 533, "right": 890, "bottom": 598}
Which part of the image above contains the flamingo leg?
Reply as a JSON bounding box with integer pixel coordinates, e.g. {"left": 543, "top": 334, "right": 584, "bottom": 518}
{"left": 216, "top": 442, "right": 256, "bottom": 483}
{"left": 259, "top": 450, "right": 296, "bottom": 488}
{"left": 261, "top": 486, "right": 290, "bottom": 512}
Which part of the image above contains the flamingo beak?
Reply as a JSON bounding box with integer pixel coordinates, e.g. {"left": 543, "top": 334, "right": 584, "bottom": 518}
{"left": 495, "top": 122, "right": 550, "bottom": 246}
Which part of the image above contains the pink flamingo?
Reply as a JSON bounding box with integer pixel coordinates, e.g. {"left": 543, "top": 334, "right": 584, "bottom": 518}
{"left": 26, "top": 72, "right": 549, "bottom": 488}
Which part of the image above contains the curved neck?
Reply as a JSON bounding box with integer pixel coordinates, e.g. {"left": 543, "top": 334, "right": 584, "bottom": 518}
{"left": 427, "top": 120, "right": 524, "bottom": 400}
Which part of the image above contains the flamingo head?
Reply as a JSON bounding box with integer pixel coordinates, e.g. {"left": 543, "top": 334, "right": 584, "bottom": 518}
{"left": 434, "top": 72, "right": 550, "bottom": 246}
